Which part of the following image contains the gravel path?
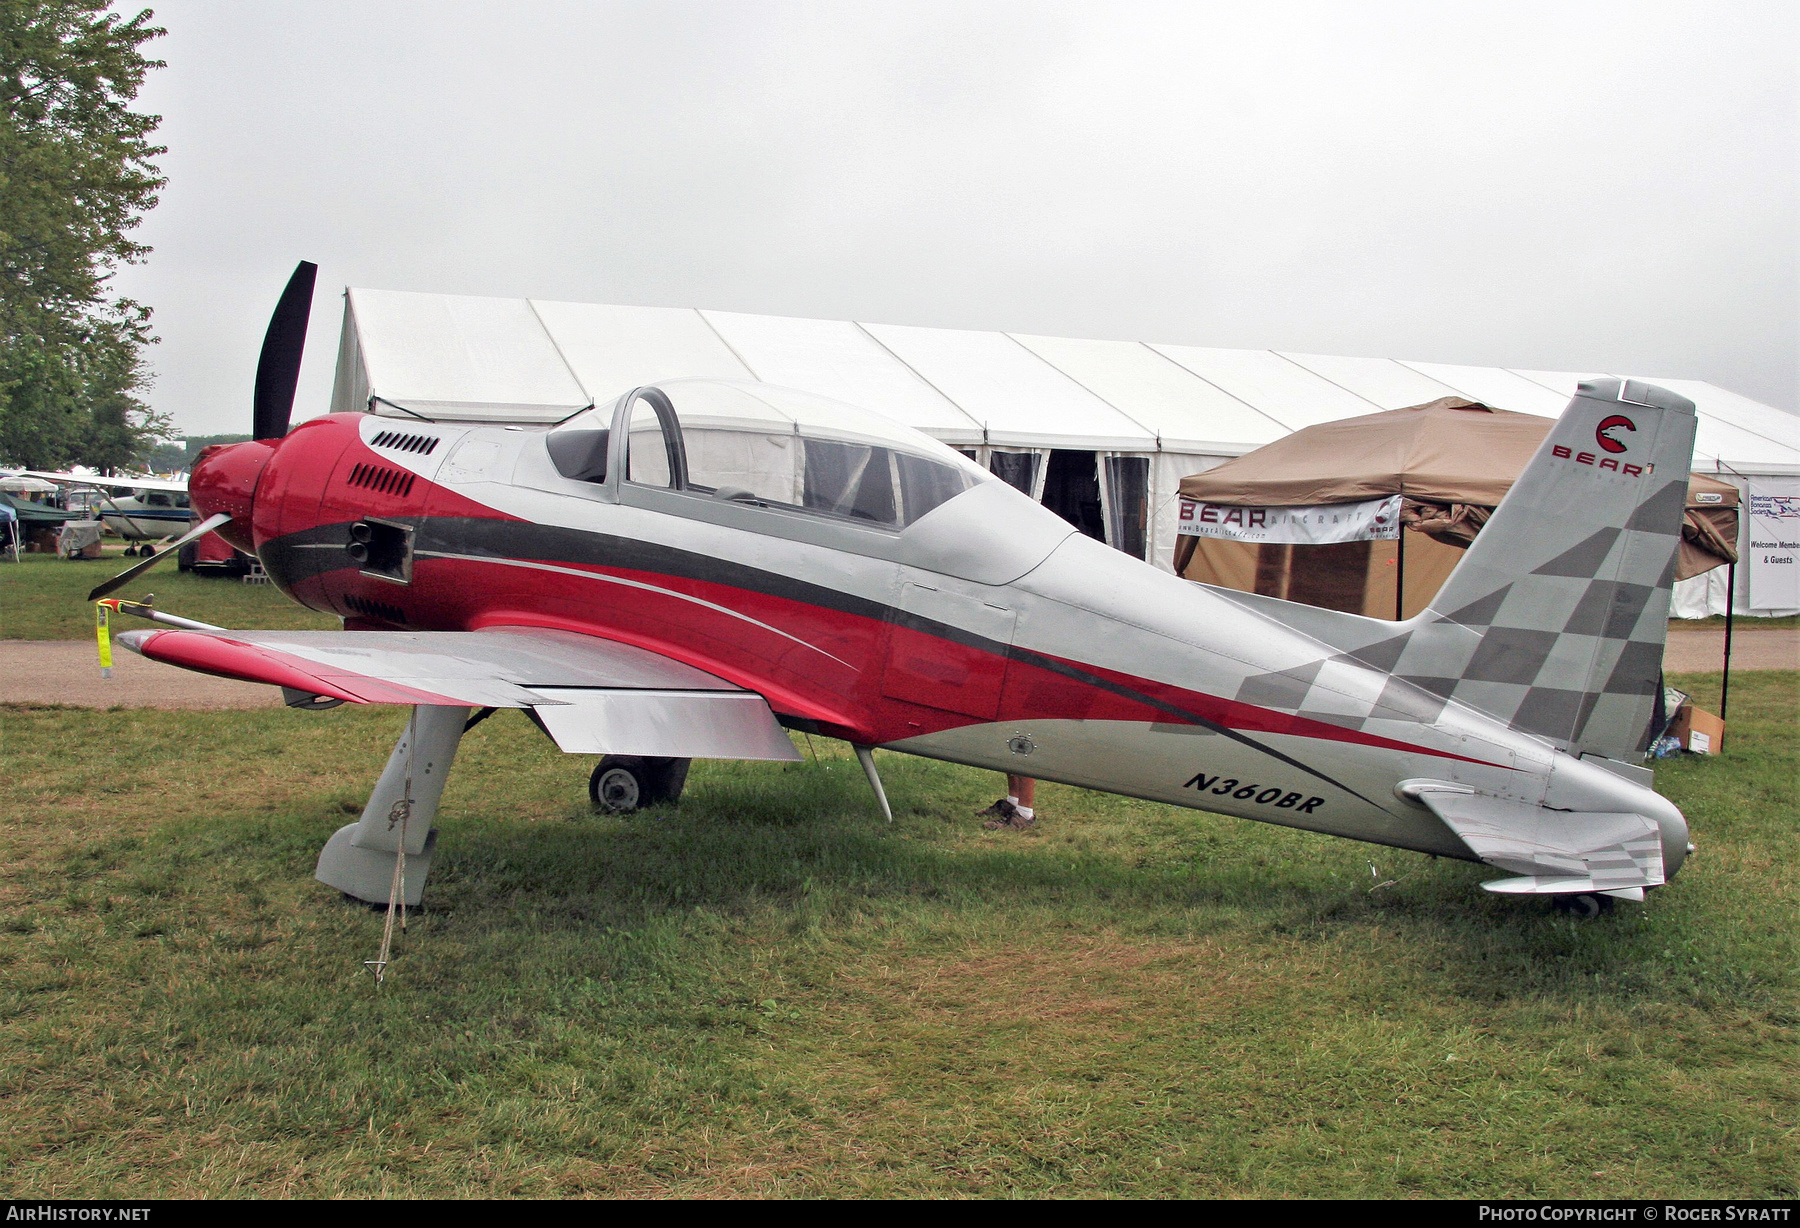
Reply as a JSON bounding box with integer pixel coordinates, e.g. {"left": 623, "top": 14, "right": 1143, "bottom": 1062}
{"left": 0, "top": 639, "right": 281, "bottom": 709}
{"left": 1663, "top": 628, "right": 1797, "bottom": 673}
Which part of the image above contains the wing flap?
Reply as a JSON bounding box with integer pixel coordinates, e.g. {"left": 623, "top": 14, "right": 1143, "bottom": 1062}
{"left": 1415, "top": 788, "right": 1665, "bottom": 894}
{"left": 529, "top": 689, "right": 801, "bottom": 760}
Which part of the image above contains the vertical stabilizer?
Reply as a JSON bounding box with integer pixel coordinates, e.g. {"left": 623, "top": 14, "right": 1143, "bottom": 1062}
{"left": 1379, "top": 379, "right": 1697, "bottom": 760}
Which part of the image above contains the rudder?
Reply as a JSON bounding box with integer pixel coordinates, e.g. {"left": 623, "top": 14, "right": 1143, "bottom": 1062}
{"left": 1383, "top": 379, "right": 1696, "bottom": 761}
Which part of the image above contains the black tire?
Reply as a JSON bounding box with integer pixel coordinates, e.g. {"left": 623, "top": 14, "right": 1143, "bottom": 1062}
{"left": 588, "top": 755, "right": 691, "bottom": 813}
{"left": 590, "top": 756, "right": 651, "bottom": 813}
{"left": 177, "top": 541, "right": 196, "bottom": 572}
{"left": 652, "top": 757, "right": 691, "bottom": 805}
{"left": 1553, "top": 892, "right": 1614, "bottom": 918}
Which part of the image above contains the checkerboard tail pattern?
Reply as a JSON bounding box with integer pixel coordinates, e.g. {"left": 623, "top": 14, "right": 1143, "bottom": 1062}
{"left": 1406, "top": 379, "right": 1696, "bottom": 761}
{"left": 1226, "top": 380, "right": 1696, "bottom": 764}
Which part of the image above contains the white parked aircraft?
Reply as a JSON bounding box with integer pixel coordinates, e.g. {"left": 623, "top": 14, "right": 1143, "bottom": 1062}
{"left": 25, "top": 472, "right": 191, "bottom": 550}
{"left": 94, "top": 264, "right": 1699, "bottom": 919}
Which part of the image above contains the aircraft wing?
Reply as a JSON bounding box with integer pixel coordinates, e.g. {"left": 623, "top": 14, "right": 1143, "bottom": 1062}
{"left": 1413, "top": 787, "right": 1665, "bottom": 899}
{"left": 116, "top": 625, "right": 801, "bottom": 761}
{"left": 24, "top": 471, "right": 188, "bottom": 493}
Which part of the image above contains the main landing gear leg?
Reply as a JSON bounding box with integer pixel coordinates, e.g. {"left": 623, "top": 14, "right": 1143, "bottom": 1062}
{"left": 316, "top": 705, "right": 468, "bottom": 907}
{"left": 854, "top": 745, "right": 893, "bottom": 824}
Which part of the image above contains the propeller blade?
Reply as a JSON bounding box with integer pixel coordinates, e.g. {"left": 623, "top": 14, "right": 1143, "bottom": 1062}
{"left": 87, "top": 513, "right": 233, "bottom": 602}
{"left": 252, "top": 260, "right": 318, "bottom": 441}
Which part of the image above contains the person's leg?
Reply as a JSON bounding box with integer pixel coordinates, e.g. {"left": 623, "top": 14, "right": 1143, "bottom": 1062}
{"left": 1008, "top": 776, "right": 1035, "bottom": 823}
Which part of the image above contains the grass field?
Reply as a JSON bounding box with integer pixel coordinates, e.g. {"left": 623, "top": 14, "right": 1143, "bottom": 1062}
{"left": 0, "top": 667, "right": 1793, "bottom": 1198}
{"left": 1669, "top": 615, "right": 1800, "bottom": 631}
{"left": 0, "top": 551, "right": 338, "bottom": 639}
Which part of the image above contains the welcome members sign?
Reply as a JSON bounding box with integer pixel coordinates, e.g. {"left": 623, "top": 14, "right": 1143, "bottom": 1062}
{"left": 1746, "top": 480, "right": 1800, "bottom": 610}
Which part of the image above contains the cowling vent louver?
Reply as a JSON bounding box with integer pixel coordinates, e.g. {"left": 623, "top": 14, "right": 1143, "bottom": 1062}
{"left": 344, "top": 593, "right": 406, "bottom": 625}
{"left": 347, "top": 463, "right": 416, "bottom": 497}
{"left": 370, "top": 430, "right": 440, "bottom": 455}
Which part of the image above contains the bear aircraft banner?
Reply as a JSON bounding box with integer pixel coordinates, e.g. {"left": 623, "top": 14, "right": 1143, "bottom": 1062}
{"left": 1176, "top": 494, "right": 1402, "bottom": 544}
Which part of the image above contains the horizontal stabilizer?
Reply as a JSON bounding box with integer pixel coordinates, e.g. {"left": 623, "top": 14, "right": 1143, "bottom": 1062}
{"left": 1480, "top": 876, "right": 1647, "bottom": 901}
{"left": 1202, "top": 585, "right": 1393, "bottom": 657}
{"left": 1410, "top": 784, "right": 1665, "bottom": 893}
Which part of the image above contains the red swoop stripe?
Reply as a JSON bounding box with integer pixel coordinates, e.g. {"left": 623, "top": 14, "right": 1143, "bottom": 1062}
{"left": 133, "top": 630, "right": 465, "bottom": 707}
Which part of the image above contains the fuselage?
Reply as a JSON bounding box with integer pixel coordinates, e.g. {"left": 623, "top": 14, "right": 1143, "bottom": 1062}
{"left": 194, "top": 410, "right": 1687, "bottom": 873}
{"left": 98, "top": 489, "right": 193, "bottom": 540}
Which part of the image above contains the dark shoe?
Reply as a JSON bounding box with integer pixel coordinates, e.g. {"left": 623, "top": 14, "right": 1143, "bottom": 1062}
{"left": 983, "top": 802, "right": 1037, "bottom": 831}
{"left": 979, "top": 799, "right": 1019, "bottom": 828}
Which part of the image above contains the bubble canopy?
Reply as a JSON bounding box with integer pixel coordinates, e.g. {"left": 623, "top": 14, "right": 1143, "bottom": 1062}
{"left": 550, "top": 379, "right": 993, "bottom": 529}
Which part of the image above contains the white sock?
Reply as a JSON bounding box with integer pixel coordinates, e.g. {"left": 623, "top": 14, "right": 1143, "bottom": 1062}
{"left": 1014, "top": 806, "right": 1033, "bottom": 820}
{"left": 1006, "top": 795, "right": 1019, "bottom": 807}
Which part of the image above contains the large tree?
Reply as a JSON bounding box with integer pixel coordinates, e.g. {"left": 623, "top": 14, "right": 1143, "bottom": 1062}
{"left": 0, "top": 1, "right": 168, "bottom": 471}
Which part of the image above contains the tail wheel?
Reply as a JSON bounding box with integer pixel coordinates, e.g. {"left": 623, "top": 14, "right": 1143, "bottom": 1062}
{"left": 1553, "top": 892, "right": 1614, "bottom": 919}
{"left": 588, "top": 756, "right": 691, "bottom": 813}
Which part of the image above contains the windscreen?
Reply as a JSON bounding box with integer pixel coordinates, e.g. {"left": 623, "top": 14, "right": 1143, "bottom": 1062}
{"left": 627, "top": 380, "right": 990, "bottom": 527}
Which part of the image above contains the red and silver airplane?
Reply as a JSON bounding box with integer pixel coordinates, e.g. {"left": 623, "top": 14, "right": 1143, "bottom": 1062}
{"left": 98, "top": 264, "right": 1697, "bottom": 916}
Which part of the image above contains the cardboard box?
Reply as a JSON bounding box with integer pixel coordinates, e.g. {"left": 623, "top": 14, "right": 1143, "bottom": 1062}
{"left": 1669, "top": 702, "right": 1725, "bottom": 754}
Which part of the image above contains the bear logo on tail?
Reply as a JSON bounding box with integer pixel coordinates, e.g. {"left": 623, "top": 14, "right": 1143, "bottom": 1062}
{"left": 1595, "top": 414, "right": 1636, "bottom": 454}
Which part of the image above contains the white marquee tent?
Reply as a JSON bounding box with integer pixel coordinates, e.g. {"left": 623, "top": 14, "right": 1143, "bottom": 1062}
{"left": 329, "top": 287, "right": 1800, "bottom": 615}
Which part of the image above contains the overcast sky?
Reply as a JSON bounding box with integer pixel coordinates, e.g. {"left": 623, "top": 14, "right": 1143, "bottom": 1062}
{"left": 112, "top": 0, "right": 1798, "bottom": 437}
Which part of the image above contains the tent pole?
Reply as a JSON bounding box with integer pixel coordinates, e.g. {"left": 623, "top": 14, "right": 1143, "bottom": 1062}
{"left": 1720, "top": 561, "right": 1735, "bottom": 721}
{"left": 1394, "top": 531, "right": 1405, "bottom": 621}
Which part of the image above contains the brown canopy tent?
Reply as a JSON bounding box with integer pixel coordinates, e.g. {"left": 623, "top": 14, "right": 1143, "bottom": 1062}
{"left": 1173, "top": 398, "right": 1739, "bottom": 621}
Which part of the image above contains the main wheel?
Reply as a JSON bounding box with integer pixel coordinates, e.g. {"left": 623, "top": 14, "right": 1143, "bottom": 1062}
{"left": 1553, "top": 892, "right": 1614, "bottom": 918}
{"left": 588, "top": 755, "right": 692, "bottom": 813}
{"left": 590, "top": 756, "right": 648, "bottom": 812}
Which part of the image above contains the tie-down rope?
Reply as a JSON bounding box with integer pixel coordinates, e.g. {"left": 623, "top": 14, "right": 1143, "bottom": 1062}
{"left": 365, "top": 708, "right": 416, "bottom": 985}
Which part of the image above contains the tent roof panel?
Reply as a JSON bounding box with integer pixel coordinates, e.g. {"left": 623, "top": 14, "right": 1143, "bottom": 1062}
{"left": 699, "top": 311, "right": 982, "bottom": 443}
{"left": 1397, "top": 361, "right": 1569, "bottom": 416}
{"left": 860, "top": 323, "right": 1156, "bottom": 449}
{"left": 1010, "top": 333, "right": 1286, "bottom": 451}
{"left": 1279, "top": 352, "right": 1465, "bottom": 410}
{"left": 1177, "top": 401, "right": 1553, "bottom": 506}
{"left": 1687, "top": 413, "right": 1800, "bottom": 472}
{"left": 1505, "top": 368, "right": 1606, "bottom": 398}
{"left": 349, "top": 288, "right": 589, "bottom": 420}
{"left": 1148, "top": 346, "right": 1383, "bottom": 430}
{"left": 530, "top": 300, "right": 751, "bottom": 404}
{"left": 1627, "top": 376, "right": 1800, "bottom": 451}
{"left": 335, "top": 288, "right": 1795, "bottom": 473}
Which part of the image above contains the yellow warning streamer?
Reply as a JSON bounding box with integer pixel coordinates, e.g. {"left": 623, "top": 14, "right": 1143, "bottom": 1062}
{"left": 95, "top": 600, "right": 113, "bottom": 678}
